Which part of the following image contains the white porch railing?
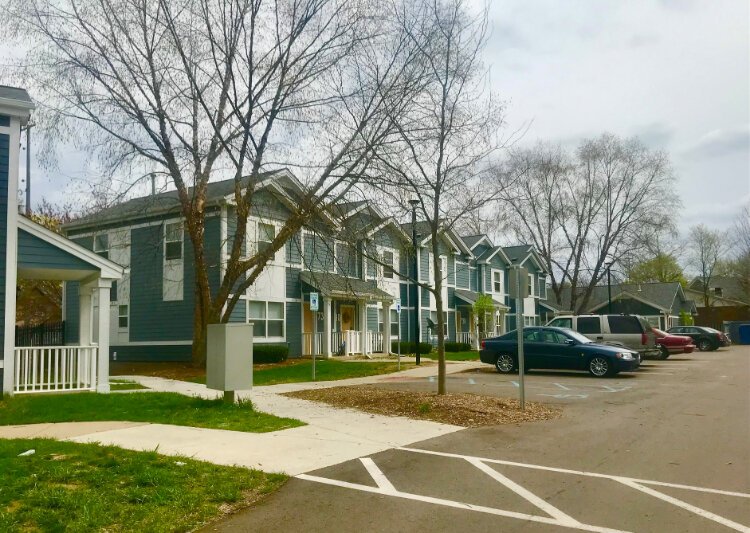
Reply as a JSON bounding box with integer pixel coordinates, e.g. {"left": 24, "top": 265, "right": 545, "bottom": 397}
{"left": 14, "top": 346, "right": 98, "bottom": 394}
{"left": 457, "top": 332, "right": 473, "bottom": 344}
{"left": 345, "top": 330, "right": 362, "bottom": 355}
{"left": 302, "top": 333, "right": 322, "bottom": 356}
{"left": 367, "top": 331, "right": 384, "bottom": 353}
{"left": 331, "top": 331, "right": 345, "bottom": 355}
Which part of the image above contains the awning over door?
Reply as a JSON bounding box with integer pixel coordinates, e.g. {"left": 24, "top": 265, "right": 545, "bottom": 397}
{"left": 300, "top": 271, "right": 393, "bottom": 302}
{"left": 454, "top": 289, "right": 509, "bottom": 309}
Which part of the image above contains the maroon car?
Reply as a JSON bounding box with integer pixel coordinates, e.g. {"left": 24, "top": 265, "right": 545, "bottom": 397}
{"left": 653, "top": 328, "right": 695, "bottom": 359}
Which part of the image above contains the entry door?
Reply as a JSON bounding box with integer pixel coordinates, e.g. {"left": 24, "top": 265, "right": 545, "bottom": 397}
{"left": 340, "top": 305, "right": 355, "bottom": 331}
{"left": 303, "top": 302, "right": 314, "bottom": 334}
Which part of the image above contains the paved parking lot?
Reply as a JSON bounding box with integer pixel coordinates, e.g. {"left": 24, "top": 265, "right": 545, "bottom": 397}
{"left": 209, "top": 346, "right": 750, "bottom": 532}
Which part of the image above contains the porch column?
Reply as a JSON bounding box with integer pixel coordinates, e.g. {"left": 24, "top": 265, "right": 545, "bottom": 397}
{"left": 322, "top": 297, "right": 332, "bottom": 359}
{"left": 360, "top": 302, "right": 369, "bottom": 355}
{"left": 382, "top": 302, "right": 392, "bottom": 354}
{"left": 95, "top": 279, "right": 112, "bottom": 393}
{"left": 79, "top": 285, "right": 93, "bottom": 346}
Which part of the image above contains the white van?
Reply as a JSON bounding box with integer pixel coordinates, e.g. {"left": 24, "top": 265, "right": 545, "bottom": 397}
{"left": 546, "top": 314, "right": 659, "bottom": 358}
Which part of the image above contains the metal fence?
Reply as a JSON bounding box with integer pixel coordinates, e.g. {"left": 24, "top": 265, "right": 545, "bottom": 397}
{"left": 15, "top": 321, "right": 66, "bottom": 347}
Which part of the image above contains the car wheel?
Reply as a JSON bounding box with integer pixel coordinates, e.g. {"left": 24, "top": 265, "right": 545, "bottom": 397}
{"left": 697, "top": 339, "right": 712, "bottom": 352}
{"left": 658, "top": 346, "right": 671, "bottom": 360}
{"left": 494, "top": 353, "right": 516, "bottom": 374}
{"left": 588, "top": 356, "right": 614, "bottom": 378}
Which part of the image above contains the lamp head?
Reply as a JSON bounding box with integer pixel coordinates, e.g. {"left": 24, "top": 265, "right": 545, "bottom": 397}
{"left": 408, "top": 199, "right": 419, "bottom": 208}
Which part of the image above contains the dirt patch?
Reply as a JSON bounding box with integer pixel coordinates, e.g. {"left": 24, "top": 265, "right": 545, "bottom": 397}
{"left": 284, "top": 386, "right": 561, "bottom": 427}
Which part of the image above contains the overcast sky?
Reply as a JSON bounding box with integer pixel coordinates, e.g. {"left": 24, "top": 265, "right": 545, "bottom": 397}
{"left": 14, "top": 0, "right": 750, "bottom": 234}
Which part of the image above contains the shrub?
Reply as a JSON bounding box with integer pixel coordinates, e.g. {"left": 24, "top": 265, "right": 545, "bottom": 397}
{"left": 253, "top": 343, "right": 289, "bottom": 364}
{"left": 444, "top": 342, "right": 471, "bottom": 352}
{"left": 390, "top": 341, "right": 433, "bottom": 354}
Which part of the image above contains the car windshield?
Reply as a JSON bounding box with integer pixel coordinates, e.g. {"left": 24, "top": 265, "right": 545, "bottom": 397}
{"left": 704, "top": 327, "right": 721, "bottom": 334}
{"left": 560, "top": 329, "right": 593, "bottom": 344}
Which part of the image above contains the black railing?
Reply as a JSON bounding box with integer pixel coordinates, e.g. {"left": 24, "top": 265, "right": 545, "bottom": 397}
{"left": 15, "top": 321, "right": 66, "bottom": 347}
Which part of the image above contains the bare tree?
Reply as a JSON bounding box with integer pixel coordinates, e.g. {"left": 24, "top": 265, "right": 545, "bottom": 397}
{"left": 9, "top": 0, "right": 425, "bottom": 365}
{"left": 369, "top": 0, "right": 504, "bottom": 395}
{"left": 687, "top": 224, "right": 725, "bottom": 308}
{"left": 498, "top": 134, "right": 678, "bottom": 313}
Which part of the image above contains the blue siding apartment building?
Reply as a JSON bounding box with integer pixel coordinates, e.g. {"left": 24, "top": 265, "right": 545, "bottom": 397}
{"left": 62, "top": 171, "right": 548, "bottom": 362}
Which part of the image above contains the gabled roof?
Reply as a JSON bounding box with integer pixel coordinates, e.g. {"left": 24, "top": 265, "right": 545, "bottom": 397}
{"left": 460, "top": 234, "right": 493, "bottom": 251}
{"left": 502, "top": 245, "right": 546, "bottom": 273}
{"left": 64, "top": 169, "right": 295, "bottom": 230}
{"left": 476, "top": 245, "right": 511, "bottom": 265}
{"left": 0, "top": 85, "right": 35, "bottom": 123}
{"left": 18, "top": 216, "right": 126, "bottom": 281}
{"left": 454, "top": 289, "right": 509, "bottom": 309}
{"left": 400, "top": 222, "right": 472, "bottom": 256}
{"left": 553, "top": 282, "right": 696, "bottom": 315}
{"left": 688, "top": 276, "right": 749, "bottom": 304}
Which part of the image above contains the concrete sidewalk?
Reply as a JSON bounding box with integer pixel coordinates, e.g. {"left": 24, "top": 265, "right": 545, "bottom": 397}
{"left": 1, "top": 361, "right": 476, "bottom": 475}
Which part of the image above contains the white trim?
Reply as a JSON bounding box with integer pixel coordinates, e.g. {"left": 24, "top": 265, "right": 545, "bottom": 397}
{"left": 2, "top": 116, "right": 20, "bottom": 394}
{"left": 588, "top": 290, "right": 669, "bottom": 313}
{"left": 466, "top": 234, "right": 493, "bottom": 251}
{"left": 111, "top": 341, "right": 194, "bottom": 346}
{"left": 478, "top": 246, "right": 512, "bottom": 265}
{"left": 65, "top": 211, "right": 220, "bottom": 237}
{"left": 18, "top": 216, "right": 125, "bottom": 280}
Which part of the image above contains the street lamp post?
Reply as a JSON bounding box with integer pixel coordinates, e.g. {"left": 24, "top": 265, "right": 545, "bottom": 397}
{"left": 409, "top": 199, "right": 421, "bottom": 365}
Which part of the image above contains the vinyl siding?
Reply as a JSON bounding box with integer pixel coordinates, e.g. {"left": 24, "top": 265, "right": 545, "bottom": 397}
{"left": 470, "top": 267, "right": 478, "bottom": 291}
{"left": 304, "top": 234, "right": 334, "bottom": 272}
{"left": 226, "top": 207, "right": 246, "bottom": 256}
{"left": 367, "top": 306, "right": 378, "bottom": 332}
{"left": 419, "top": 248, "right": 429, "bottom": 281}
{"left": 455, "top": 262, "right": 470, "bottom": 289}
{"left": 447, "top": 311, "right": 456, "bottom": 341}
{"left": 110, "top": 344, "right": 191, "bottom": 362}
{"left": 447, "top": 287, "right": 456, "bottom": 309}
{"left": 285, "top": 231, "right": 302, "bottom": 264}
{"left": 64, "top": 282, "right": 80, "bottom": 343}
{"left": 18, "top": 229, "right": 97, "bottom": 271}
{"left": 286, "top": 301, "right": 302, "bottom": 357}
{"left": 286, "top": 268, "right": 301, "bottom": 299}
{"left": 448, "top": 255, "right": 455, "bottom": 285}
{"left": 421, "top": 286, "right": 430, "bottom": 307}
{"left": 227, "top": 300, "right": 246, "bottom": 322}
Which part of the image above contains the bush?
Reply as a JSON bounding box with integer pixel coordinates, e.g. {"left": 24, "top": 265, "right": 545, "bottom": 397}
{"left": 390, "top": 341, "right": 433, "bottom": 354}
{"left": 253, "top": 343, "right": 289, "bottom": 364}
{"left": 444, "top": 342, "right": 471, "bottom": 352}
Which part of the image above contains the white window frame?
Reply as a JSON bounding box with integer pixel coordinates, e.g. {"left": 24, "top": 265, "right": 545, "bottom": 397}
{"left": 164, "top": 221, "right": 183, "bottom": 261}
{"left": 257, "top": 221, "right": 276, "bottom": 257}
{"left": 492, "top": 269, "right": 503, "bottom": 294}
{"left": 94, "top": 233, "right": 109, "bottom": 259}
{"left": 382, "top": 250, "right": 394, "bottom": 279}
{"left": 440, "top": 256, "right": 447, "bottom": 283}
{"left": 248, "top": 300, "right": 285, "bottom": 339}
{"left": 527, "top": 273, "right": 534, "bottom": 298}
{"left": 378, "top": 308, "right": 385, "bottom": 332}
{"left": 118, "top": 304, "right": 129, "bottom": 329}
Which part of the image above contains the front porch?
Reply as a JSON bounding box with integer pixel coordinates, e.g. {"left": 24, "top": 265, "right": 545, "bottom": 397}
{"left": 4, "top": 216, "right": 125, "bottom": 395}
{"left": 299, "top": 271, "right": 393, "bottom": 358}
{"left": 454, "top": 289, "right": 508, "bottom": 348}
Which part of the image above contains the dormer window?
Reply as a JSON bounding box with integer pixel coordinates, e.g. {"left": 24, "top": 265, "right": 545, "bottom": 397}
{"left": 493, "top": 271, "right": 502, "bottom": 293}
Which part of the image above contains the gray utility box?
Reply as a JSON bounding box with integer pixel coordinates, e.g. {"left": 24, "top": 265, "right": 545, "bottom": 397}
{"left": 206, "top": 323, "right": 253, "bottom": 392}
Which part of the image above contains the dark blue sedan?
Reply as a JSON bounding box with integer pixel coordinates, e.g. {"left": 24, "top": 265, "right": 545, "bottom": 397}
{"left": 480, "top": 327, "right": 640, "bottom": 378}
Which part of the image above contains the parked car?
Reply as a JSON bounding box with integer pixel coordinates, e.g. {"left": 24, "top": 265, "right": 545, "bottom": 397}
{"left": 666, "top": 326, "right": 732, "bottom": 352}
{"left": 479, "top": 327, "right": 640, "bottom": 378}
{"left": 545, "top": 314, "right": 659, "bottom": 357}
{"left": 653, "top": 328, "right": 695, "bottom": 359}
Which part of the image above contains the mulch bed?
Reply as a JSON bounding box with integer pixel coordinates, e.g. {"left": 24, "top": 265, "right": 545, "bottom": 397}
{"left": 284, "top": 386, "right": 561, "bottom": 427}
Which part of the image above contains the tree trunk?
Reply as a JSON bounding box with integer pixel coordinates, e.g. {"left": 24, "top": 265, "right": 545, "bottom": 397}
{"left": 433, "top": 240, "right": 446, "bottom": 395}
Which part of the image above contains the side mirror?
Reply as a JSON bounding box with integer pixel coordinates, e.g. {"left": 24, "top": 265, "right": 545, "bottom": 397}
{"left": 564, "top": 339, "right": 576, "bottom": 346}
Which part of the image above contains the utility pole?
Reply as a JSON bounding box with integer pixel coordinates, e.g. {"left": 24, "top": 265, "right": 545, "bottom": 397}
{"left": 606, "top": 260, "right": 613, "bottom": 313}
{"left": 409, "top": 199, "right": 420, "bottom": 365}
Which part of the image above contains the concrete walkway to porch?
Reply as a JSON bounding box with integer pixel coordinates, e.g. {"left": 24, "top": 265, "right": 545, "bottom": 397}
{"left": 0, "top": 361, "right": 481, "bottom": 475}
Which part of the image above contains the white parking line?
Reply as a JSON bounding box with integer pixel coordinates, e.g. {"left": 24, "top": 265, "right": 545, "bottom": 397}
{"left": 397, "top": 447, "right": 750, "bottom": 498}
{"left": 616, "top": 479, "right": 750, "bottom": 533}
{"left": 360, "top": 458, "right": 397, "bottom": 492}
{"left": 466, "top": 457, "right": 582, "bottom": 526}
{"left": 297, "top": 473, "right": 631, "bottom": 533}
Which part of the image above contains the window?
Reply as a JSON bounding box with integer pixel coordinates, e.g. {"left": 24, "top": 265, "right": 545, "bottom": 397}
{"left": 527, "top": 273, "right": 533, "bottom": 297}
{"left": 390, "top": 309, "right": 399, "bottom": 337}
{"left": 248, "top": 301, "right": 285, "bottom": 338}
{"left": 549, "top": 317, "right": 572, "bottom": 329}
{"left": 524, "top": 316, "right": 536, "bottom": 326}
{"left": 258, "top": 222, "right": 275, "bottom": 255}
{"left": 540, "top": 330, "right": 567, "bottom": 344}
{"left": 440, "top": 257, "right": 447, "bottom": 281}
{"left": 714, "top": 287, "right": 723, "bottom": 297}
{"left": 493, "top": 271, "right": 502, "bottom": 293}
{"left": 577, "top": 316, "right": 601, "bottom": 334}
{"left": 523, "top": 328, "right": 540, "bottom": 341}
{"left": 165, "top": 222, "right": 183, "bottom": 260}
{"left": 118, "top": 305, "right": 129, "bottom": 328}
{"left": 382, "top": 250, "right": 394, "bottom": 279}
{"left": 378, "top": 309, "right": 384, "bottom": 332}
{"left": 94, "top": 234, "right": 109, "bottom": 259}
{"left": 607, "top": 315, "right": 641, "bottom": 334}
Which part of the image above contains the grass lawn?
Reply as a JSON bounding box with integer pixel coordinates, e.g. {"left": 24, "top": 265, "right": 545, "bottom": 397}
{"left": 443, "top": 350, "right": 480, "bottom": 362}
{"left": 0, "top": 392, "right": 303, "bottom": 433}
{"left": 0, "top": 438, "right": 286, "bottom": 532}
{"left": 190, "top": 359, "right": 417, "bottom": 386}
